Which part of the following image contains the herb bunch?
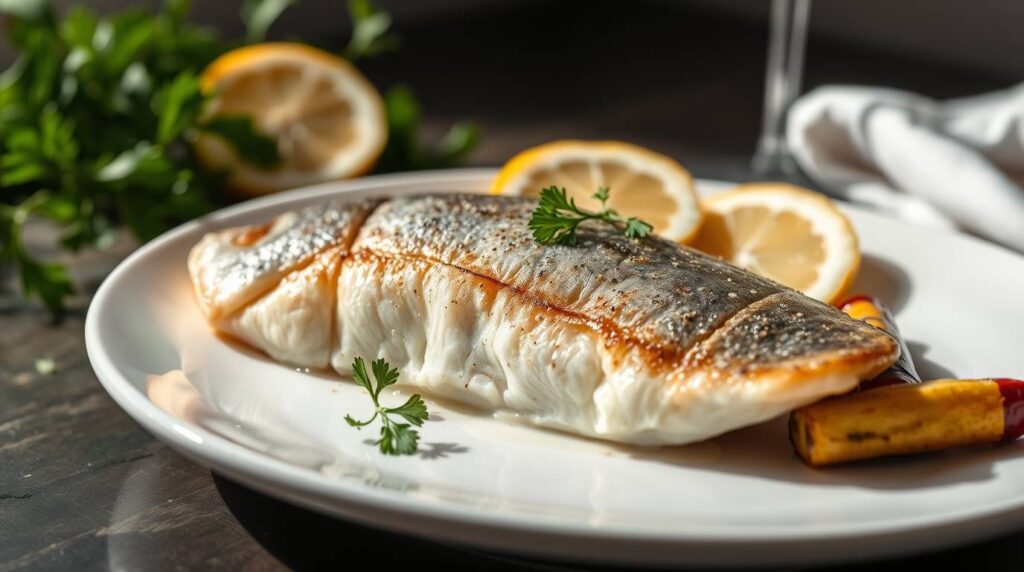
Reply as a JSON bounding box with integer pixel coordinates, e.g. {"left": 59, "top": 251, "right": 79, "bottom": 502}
{"left": 344, "top": 357, "right": 429, "bottom": 455}
{"left": 0, "top": 0, "right": 277, "bottom": 312}
{"left": 528, "top": 186, "right": 653, "bottom": 246}
{"left": 339, "top": 0, "right": 479, "bottom": 172}
{"left": 0, "top": 0, "right": 480, "bottom": 314}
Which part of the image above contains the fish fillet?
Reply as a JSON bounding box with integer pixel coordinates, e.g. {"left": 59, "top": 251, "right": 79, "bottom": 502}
{"left": 188, "top": 193, "right": 898, "bottom": 445}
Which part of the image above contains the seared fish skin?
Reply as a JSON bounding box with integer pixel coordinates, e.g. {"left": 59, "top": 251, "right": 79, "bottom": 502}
{"left": 189, "top": 198, "right": 380, "bottom": 321}
{"left": 189, "top": 198, "right": 379, "bottom": 366}
{"left": 189, "top": 193, "right": 897, "bottom": 445}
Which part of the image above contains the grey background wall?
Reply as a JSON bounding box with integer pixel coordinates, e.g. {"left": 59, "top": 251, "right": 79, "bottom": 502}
{"left": 685, "top": 0, "right": 1023, "bottom": 78}
{"left": 2, "top": 1, "right": 1019, "bottom": 80}
{"left": 0, "top": 0, "right": 531, "bottom": 63}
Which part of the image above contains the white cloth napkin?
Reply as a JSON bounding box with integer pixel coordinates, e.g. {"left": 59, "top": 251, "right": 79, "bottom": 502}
{"left": 787, "top": 83, "right": 1024, "bottom": 251}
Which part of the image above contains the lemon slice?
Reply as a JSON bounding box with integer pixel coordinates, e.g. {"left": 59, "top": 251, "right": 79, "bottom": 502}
{"left": 196, "top": 43, "right": 387, "bottom": 195}
{"left": 690, "top": 183, "right": 860, "bottom": 304}
{"left": 491, "top": 140, "right": 702, "bottom": 243}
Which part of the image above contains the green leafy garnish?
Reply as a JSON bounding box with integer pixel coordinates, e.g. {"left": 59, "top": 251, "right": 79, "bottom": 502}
{"left": 342, "top": 0, "right": 400, "bottom": 62}
{"left": 0, "top": 192, "right": 76, "bottom": 312}
{"left": 528, "top": 186, "right": 654, "bottom": 246}
{"left": 375, "top": 85, "right": 480, "bottom": 173}
{"left": 0, "top": 0, "right": 281, "bottom": 313}
{"left": 338, "top": 0, "right": 479, "bottom": 172}
{"left": 344, "top": 357, "right": 429, "bottom": 456}
{"left": 1, "top": 0, "right": 479, "bottom": 315}
{"left": 200, "top": 116, "right": 281, "bottom": 168}
{"left": 241, "top": 0, "right": 297, "bottom": 42}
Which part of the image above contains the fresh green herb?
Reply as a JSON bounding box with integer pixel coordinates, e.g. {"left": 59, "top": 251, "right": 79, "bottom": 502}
{"left": 0, "top": 0, "right": 280, "bottom": 313}
{"left": 342, "top": 0, "right": 400, "bottom": 62}
{"left": 1, "top": 0, "right": 479, "bottom": 314}
{"left": 528, "top": 186, "right": 654, "bottom": 246}
{"left": 338, "top": 0, "right": 478, "bottom": 172}
{"left": 0, "top": 192, "right": 76, "bottom": 311}
{"left": 344, "top": 357, "right": 429, "bottom": 456}
{"left": 201, "top": 116, "right": 281, "bottom": 168}
{"left": 375, "top": 85, "right": 480, "bottom": 173}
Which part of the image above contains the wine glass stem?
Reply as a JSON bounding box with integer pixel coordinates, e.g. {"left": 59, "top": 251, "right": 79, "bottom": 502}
{"left": 754, "top": 0, "right": 811, "bottom": 176}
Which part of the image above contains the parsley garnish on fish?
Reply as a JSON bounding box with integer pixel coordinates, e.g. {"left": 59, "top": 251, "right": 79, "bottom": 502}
{"left": 344, "top": 357, "right": 429, "bottom": 455}
{"left": 528, "top": 186, "right": 654, "bottom": 246}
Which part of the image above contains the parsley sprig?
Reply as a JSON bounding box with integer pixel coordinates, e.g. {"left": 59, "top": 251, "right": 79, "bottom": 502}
{"left": 344, "top": 357, "right": 429, "bottom": 456}
{"left": 528, "top": 186, "right": 653, "bottom": 246}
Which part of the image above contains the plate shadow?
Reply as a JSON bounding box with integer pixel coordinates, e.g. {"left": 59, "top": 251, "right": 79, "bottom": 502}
{"left": 851, "top": 254, "right": 913, "bottom": 313}
{"left": 629, "top": 416, "right": 1020, "bottom": 491}
{"left": 907, "top": 340, "right": 958, "bottom": 380}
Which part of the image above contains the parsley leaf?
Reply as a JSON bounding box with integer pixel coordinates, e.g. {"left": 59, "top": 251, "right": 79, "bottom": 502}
{"left": 200, "top": 116, "right": 281, "bottom": 168}
{"left": 528, "top": 186, "right": 654, "bottom": 246}
{"left": 342, "top": 0, "right": 400, "bottom": 62}
{"left": 0, "top": 192, "right": 76, "bottom": 312}
{"left": 526, "top": 186, "right": 584, "bottom": 246}
{"left": 387, "top": 394, "right": 428, "bottom": 426}
{"left": 241, "top": 0, "right": 297, "bottom": 42}
{"left": 370, "top": 356, "right": 400, "bottom": 396}
{"left": 345, "top": 357, "right": 429, "bottom": 456}
{"left": 153, "top": 71, "right": 205, "bottom": 145}
{"left": 379, "top": 422, "right": 418, "bottom": 456}
{"left": 349, "top": 355, "right": 373, "bottom": 395}
{"left": 373, "top": 85, "right": 480, "bottom": 175}
{"left": 624, "top": 217, "right": 654, "bottom": 239}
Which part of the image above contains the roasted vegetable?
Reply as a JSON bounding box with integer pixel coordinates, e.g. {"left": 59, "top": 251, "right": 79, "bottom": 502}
{"left": 790, "top": 378, "right": 1024, "bottom": 466}
{"left": 838, "top": 295, "right": 920, "bottom": 389}
{"left": 790, "top": 294, "right": 1024, "bottom": 466}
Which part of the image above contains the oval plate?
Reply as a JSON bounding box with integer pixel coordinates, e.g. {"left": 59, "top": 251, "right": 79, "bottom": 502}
{"left": 86, "top": 169, "right": 1024, "bottom": 567}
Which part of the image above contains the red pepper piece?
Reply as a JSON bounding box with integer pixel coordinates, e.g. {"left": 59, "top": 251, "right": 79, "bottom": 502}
{"left": 996, "top": 378, "right": 1024, "bottom": 441}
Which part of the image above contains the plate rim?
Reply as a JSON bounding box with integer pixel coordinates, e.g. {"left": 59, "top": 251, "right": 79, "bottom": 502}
{"left": 85, "top": 168, "right": 1024, "bottom": 566}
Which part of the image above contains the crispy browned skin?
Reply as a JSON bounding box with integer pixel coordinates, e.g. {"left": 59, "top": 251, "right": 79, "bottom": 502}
{"left": 354, "top": 194, "right": 897, "bottom": 375}
{"left": 689, "top": 291, "right": 898, "bottom": 377}
{"left": 189, "top": 192, "right": 900, "bottom": 445}
{"left": 189, "top": 198, "right": 380, "bottom": 320}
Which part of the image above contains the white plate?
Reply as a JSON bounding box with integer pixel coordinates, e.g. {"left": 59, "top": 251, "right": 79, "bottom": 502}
{"left": 86, "top": 169, "right": 1024, "bottom": 567}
